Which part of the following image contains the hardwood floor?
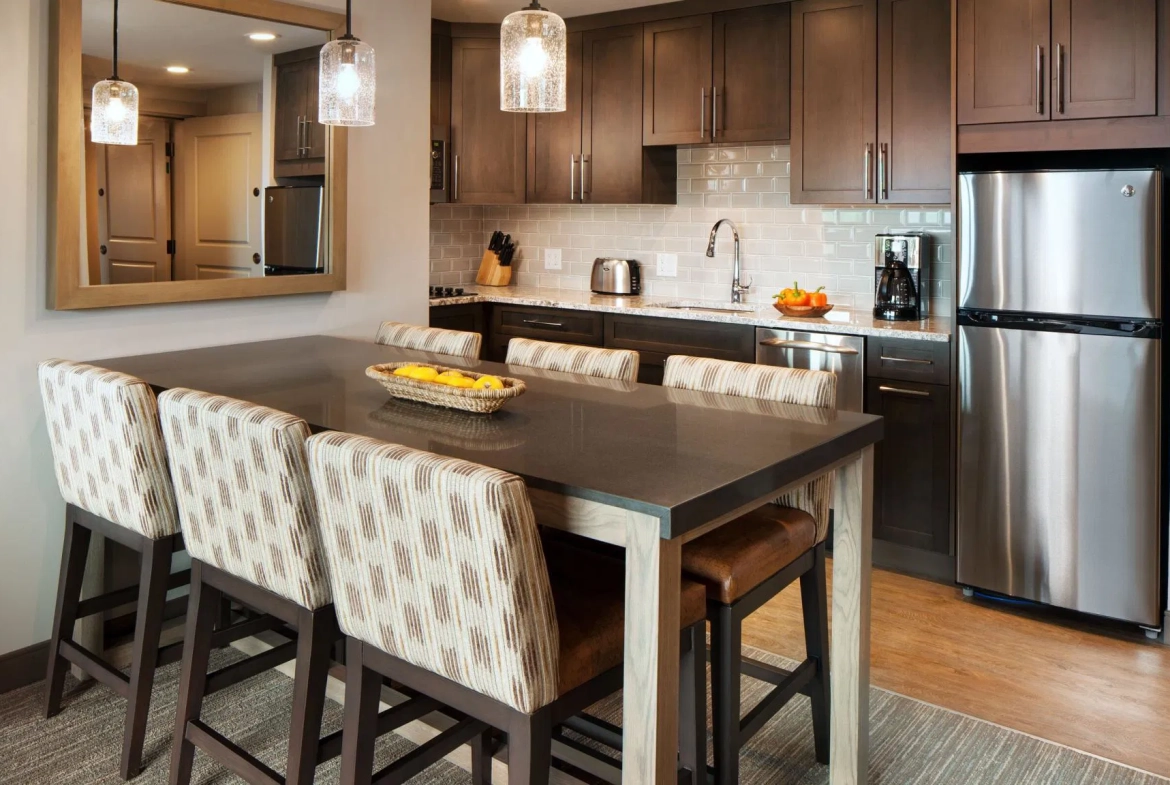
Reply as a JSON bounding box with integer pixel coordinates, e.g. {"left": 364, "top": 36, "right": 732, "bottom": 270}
{"left": 742, "top": 563, "right": 1170, "bottom": 778}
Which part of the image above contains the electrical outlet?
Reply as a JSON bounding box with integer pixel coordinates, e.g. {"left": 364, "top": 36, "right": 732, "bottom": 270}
{"left": 544, "top": 248, "right": 563, "bottom": 270}
{"left": 656, "top": 253, "right": 678, "bottom": 277}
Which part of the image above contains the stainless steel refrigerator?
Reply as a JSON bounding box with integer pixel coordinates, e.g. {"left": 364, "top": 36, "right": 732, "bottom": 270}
{"left": 957, "top": 168, "right": 1163, "bottom": 628}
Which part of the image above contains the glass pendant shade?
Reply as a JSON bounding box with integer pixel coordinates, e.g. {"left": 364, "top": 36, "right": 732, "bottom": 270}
{"left": 501, "top": 3, "right": 566, "bottom": 113}
{"left": 91, "top": 79, "right": 139, "bottom": 145}
{"left": 319, "top": 37, "right": 376, "bottom": 126}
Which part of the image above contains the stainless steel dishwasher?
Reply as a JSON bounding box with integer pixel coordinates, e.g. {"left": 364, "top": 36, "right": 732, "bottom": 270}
{"left": 756, "top": 328, "right": 865, "bottom": 412}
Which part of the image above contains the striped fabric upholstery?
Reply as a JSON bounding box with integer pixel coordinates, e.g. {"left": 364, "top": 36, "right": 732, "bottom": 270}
{"left": 664, "top": 355, "right": 837, "bottom": 542}
{"left": 506, "top": 337, "right": 640, "bottom": 382}
{"left": 375, "top": 321, "right": 482, "bottom": 359}
{"left": 308, "top": 431, "right": 559, "bottom": 714}
{"left": 158, "top": 389, "right": 330, "bottom": 610}
{"left": 38, "top": 360, "right": 179, "bottom": 540}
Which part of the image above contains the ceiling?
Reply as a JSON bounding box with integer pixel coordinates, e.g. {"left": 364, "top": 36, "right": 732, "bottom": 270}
{"left": 81, "top": 0, "right": 328, "bottom": 88}
{"left": 431, "top": 0, "right": 679, "bottom": 23}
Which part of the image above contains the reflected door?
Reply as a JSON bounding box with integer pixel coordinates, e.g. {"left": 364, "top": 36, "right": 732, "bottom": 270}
{"left": 95, "top": 115, "right": 173, "bottom": 284}
{"left": 173, "top": 113, "right": 263, "bottom": 280}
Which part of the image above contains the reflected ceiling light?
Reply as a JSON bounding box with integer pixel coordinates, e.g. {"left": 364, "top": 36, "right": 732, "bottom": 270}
{"left": 166, "top": 66, "right": 190, "bottom": 74}
{"left": 248, "top": 32, "right": 279, "bottom": 41}
{"left": 91, "top": 0, "right": 138, "bottom": 146}
{"left": 501, "top": 1, "right": 566, "bottom": 113}
{"left": 319, "top": 0, "right": 376, "bottom": 126}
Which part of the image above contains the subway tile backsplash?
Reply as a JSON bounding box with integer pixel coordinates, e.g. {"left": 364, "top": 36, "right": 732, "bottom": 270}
{"left": 430, "top": 143, "right": 952, "bottom": 313}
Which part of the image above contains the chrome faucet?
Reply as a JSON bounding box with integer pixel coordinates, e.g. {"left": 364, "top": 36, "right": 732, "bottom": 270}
{"left": 707, "top": 218, "right": 752, "bottom": 303}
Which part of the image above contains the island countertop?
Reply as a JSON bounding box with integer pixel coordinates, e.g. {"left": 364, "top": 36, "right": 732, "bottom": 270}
{"left": 430, "top": 285, "right": 952, "bottom": 343}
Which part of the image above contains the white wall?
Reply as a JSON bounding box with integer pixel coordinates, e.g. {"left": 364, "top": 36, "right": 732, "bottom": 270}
{"left": 0, "top": 0, "right": 431, "bottom": 656}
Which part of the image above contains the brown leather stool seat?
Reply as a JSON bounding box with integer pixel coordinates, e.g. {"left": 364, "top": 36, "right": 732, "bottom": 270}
{"left": 543, "top": 538, "right": 708, "bottom": 694}
{"left": 682, "top": 505, "right": 817, "bottom": 604}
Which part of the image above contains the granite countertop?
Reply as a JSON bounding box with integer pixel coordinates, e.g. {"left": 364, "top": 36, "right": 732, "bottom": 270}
{"left": 430, "top": 285, "right": 952, "bottom": 342}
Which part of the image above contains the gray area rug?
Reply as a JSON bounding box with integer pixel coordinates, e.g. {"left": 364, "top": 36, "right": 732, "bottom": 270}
{"left": 0, "top": 646, "right": 1163, "bottom": 785}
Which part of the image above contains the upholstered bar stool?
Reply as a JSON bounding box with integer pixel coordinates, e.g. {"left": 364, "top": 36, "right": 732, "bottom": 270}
{"left": 505, "top": 337, "right": 640, "bottom": 382}
{"left": 307, "top": 432, "right": 709, "bottom": 785}
{"left": 375, "top": 321, "right": 482, "bottom": 359}
{"left": 38, "top": 360, "right": 185, "bottom": 780}
{"left": 159, "top": 389, "right": 345, "bottom": 785}
{"left": 664, "top": 355, "right": 837, "bottom": 785}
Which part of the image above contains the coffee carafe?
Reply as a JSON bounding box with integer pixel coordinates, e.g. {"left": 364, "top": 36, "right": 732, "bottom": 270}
{"left": 873, "top": 233, "right": 930, "bottom": 321}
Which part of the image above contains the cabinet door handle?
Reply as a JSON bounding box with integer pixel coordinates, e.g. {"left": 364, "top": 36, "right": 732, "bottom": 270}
{"left": 570, "top": 154, "right": 577, "bottom": 202}
{"left": 1035, "top": 44, "right": 1045, "bottom": 114}
{"left": 305, "top": 120, "right": 312, "bottom": 153}
{"left": 1055, "top": 42, "right": 1065, "bottom": 115}
{"left": 879, "top": 143, "right": 888, "bottom": 201}
{"left": 700, "top": 88, "right": 706, "bottom": 141}
{"left": 712, "top": 86, "right": 719, "bottom": 140}
{"left": 880, "top": 355, "right": 933, "bottom": 366}
{"left": 453, "top": 154, "right": 460, "bottom": 202}
{"left": 522, "top": 319, "right": 566, "bottom": 329}
{"left": 864, "top": 143, "right": 873, "bottom": 200}
{"left": 582, "top": 155, "right": 591, "bottom": 200}
{"left": 879, "top": 385, "right": 930, "bottom": 398}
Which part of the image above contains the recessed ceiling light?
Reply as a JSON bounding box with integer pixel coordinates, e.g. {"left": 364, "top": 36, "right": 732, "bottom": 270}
{"left": 248, "top": 32, "right": 279, "bottom": 41}
{"left": 166, "top": 66, "right": 190, "bottom": 74}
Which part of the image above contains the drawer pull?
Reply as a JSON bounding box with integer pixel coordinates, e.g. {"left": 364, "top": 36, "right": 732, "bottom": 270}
{"left": 759, "top": 339, "right": 860, "bottom": 356}
{"left": 880, "top": 355, "right": 933, "bottom": 366}
{"left": 879, "top": 385, "right": 930, "bottom": 398}
{"left": 521, "top": 319, "right": 566, "bottom": 329}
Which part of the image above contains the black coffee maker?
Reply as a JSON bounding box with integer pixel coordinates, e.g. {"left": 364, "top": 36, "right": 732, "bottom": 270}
{"left": 873, "top": 233, "right": 930, "bottom": 321}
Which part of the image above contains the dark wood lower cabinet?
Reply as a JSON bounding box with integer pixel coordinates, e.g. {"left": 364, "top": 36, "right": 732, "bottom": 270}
{"left": 429, "top": 303, "right": 487, "bottom": 340}
{"left": 604, "top": 313, "right": 755, "bottom": 385}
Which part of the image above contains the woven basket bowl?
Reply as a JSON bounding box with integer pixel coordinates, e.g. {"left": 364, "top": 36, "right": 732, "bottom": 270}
{"left": 366, "top": 362, "right": 527, "bottom": 415}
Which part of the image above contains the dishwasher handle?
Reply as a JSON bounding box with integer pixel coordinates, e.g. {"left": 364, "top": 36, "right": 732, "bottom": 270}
{"left": 759, "top": 338, "right": 860, "bottom": 356}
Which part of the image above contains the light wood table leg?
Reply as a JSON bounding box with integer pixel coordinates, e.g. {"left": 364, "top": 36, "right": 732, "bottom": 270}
{"left": 622, "top": 512, "right": 682, "bottom": 785}
{"left": 830, "top": 445, "right": 874, "bottom": 784}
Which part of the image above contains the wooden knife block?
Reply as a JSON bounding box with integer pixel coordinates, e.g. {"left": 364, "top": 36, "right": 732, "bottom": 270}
{"left": 475, "top": 250, "right": 512, "bottom": 287}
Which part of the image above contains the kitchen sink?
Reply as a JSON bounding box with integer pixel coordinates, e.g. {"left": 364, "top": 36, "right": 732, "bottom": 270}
{"left": 652, "top": 300, "right": 758, "bottom": 314}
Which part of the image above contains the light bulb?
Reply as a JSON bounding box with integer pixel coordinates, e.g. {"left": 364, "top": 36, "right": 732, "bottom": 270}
{"left": 106, "top": 95, "right": 126, "bottom": 123}
{"left": 519, "top": 36, "right": 548, "bottom": 78}
{"left": 337, "top": 62, "right": 361, "bottom": 100}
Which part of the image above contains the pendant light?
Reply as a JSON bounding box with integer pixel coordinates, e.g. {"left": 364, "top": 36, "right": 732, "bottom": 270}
{"left": 501, "top": 2, "right": 566, "bottom": 113}
{"left": 319, "top": 0, "right": 376, "bottom": 127}
{"left": 91, "top": 0, "right": 139, "bottom": 146}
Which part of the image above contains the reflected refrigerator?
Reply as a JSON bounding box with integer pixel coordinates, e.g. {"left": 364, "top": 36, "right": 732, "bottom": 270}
{"left": 956, "top": 168, "right": 1163, "bottom": 628}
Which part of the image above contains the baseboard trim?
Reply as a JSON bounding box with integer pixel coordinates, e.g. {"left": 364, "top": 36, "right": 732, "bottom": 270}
{"left": 0, "top": 640, "right": 49, "bottom": 695}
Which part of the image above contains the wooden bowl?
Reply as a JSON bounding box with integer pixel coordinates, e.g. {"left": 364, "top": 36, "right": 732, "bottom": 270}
{"left": 773, "top": 303, "right": 835, "bottom": 318}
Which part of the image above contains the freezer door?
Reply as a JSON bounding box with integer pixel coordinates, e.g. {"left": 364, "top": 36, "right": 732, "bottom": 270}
{"left": 957, "top": 324, "right": 1162, "bottom": 625}
{"left": 958, "top": 169, "right": 1161, "bottom": 320}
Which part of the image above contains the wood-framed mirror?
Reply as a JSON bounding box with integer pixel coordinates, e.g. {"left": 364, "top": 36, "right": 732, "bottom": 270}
{"left": 50, "top": 0, "right": 350, "bottom": 310}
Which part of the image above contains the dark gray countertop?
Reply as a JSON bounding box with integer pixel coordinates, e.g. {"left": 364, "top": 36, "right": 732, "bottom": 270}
{"left": 97, "top": 336, "right": 883, "bottom": 538}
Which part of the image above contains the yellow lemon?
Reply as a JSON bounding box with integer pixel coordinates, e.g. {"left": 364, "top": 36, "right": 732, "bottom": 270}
{"left": 392, "top": 365, "right": 417, "bottom": 377}
{"left": 449, "top": 377, "right": 475, "bottom": 389}
{"left": 410, "top": 367, "right": 439, "bottom": 382}
{"left": 472, "top": 375, "right": 504, "bottom": 391}
{"left": 436, "top": 370, "right": 464, "bottom": 382}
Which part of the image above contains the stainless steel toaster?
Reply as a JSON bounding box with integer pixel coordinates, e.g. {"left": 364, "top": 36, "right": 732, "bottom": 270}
{"left": 591, "top": 258, "right": 641, "bottom": 295}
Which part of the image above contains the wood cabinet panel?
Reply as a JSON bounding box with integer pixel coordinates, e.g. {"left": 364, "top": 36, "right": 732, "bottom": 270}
{"left": 643, "top": 15, "right": 713, "bottom": 145}
{"left": 791, "top": 0, "right": 877, "bottom": 204}
{"left": 957, "top": 0, "right": 1051, "bottom": 125}
{"left": 583, "top": 24, "right": 652, "bottom": 203}
{"left": 603, "top": 313, "right": 756, "bottom": 384}
{"left": 866, "top": 336, "right": 951, "bottom": 384}
{"left": 712, "top": 4, "right": 791, "bottom": 143}
{"left": 451, "top": 38, "right": 527, "bottom": 204}
{"left": 274, "top": 59, "right": 310, "bottom": 163}
{"left": 877, "top": 0, "right": 951, "bottom": 204}
{"left": 429, "top": 303, "right": 487, "bottom": 347}
{"left": 493, "top": 305, "right": 604, "bottom": 344}
{"left": 1052, "top": 0, "right": 1157, "bottom": 120}
{"left": 528, "top": 33, "right": 583, "bottom": 204}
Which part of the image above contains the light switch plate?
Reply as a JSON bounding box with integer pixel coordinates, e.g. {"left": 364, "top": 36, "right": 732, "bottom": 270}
{"left": 544, "top": 248, "right": 563, "bottom": 270}
{"left": 657, "top": 253, "right": 678, "bottom": 277}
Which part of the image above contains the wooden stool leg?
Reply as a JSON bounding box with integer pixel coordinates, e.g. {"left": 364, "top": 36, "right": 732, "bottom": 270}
{"left": 340, "top": 639, "right": 378, "bottom": 785}
{"left": 507, "top": 711, "right": 551, "bottom": 785}
{"left": 679, "top": 621, "right": 708, "bottom": 785}
{"left": 285, "top": 606, "right": 335, "bottom": 785}
{"left": 470, "top": 729, "right": 494, "bottom": 785}
{"left": 801, "top": 542, "right": 831, "bottom": 765}
{"left": 44, "top": 513, "right": 92, "bottom": 718}
{"left": 169, "top": 562, "right": 220, "bottom": 785}
{"left": 710, "top": 604, "right": 741, "bottom": 785}
{"left": 119, "top": 535, "right": 172, "bottom": 779}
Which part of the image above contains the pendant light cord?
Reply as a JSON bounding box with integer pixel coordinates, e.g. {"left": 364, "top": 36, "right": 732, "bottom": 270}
{"left": 344, "top": 0, "right": 354, "bottom": 39}
{"left": 111, "top": 0, "right": 119, "bottom": 80}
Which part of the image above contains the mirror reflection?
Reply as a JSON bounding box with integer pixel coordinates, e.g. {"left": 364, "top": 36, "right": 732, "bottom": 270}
{"left": 80, "top": 0, "right": 331, "bottom": 285}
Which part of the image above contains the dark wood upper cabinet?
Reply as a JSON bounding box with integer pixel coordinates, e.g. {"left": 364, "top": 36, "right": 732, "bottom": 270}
{"left": 712, "top": 5, "right": 791, "bottom": 143}
{"left": 791, "top": 0, "right": 877, "bottom": 204}
{"left": 528, "top": 33, "right": 583, "bottom": 204}
{"left": 957, "top": 0, "right": 1050, "bottom": 125}
{"left": 1052, "top": 0, "right": 1157, "bottom": 120}
{"left": 643, "top": 15, "right": 714, "bottom": 145}
{"left": 274, "top": 48, "right": 326, "bottom": 165}
{"left": 451, "top": 38, "right": 527, "bottom": 204}
{"left": 877, "top": 0, "right": 951, "bottom": 204}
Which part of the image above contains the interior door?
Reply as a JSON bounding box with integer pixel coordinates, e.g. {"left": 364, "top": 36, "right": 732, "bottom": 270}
{"left": 956, "top": 0, "right": 1051, "bottom": 124}
{"left": 527, "top": 32, "right": 583, "bottom": 204}
{"left": 877, "top": 0, "right": 951, "bottom": 204}
{"left": 173, "top": 113, "right": 264, "bottom": 280}
{"left": 642, "top": 15, "right": 713, "bottom": 145}
{"left": 582, "top": 24, "right": 647, "bottom": 204}
{"left": 712, "top": 4, "right": 791, "bottom": 143}
{"left": 1052, "top": 0, "right": 1156, "bottom": 120}
{"left": 791, "top": 0, "right": 877, "bottom": 204}
{"left": 96, "top": 115, "right": 173, "bottom": 284}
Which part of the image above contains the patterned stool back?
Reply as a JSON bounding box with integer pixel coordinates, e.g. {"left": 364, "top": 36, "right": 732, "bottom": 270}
{"left": 308, "top": 431, "right": 559, "bottom": 714}
{"left": 505, "top": 337, "right": 640, "bottom": 382}
{"left": 158, "top": 389, "right": 330, "bottom": 610}
{"left": 663, "top": 355, "right": 837, "bottom": 542}
{"left": 375, "top": 321, "right": 482, "bottom": 360}
{"left": 38, "top": 360, "right": 179, "bottom": 539}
